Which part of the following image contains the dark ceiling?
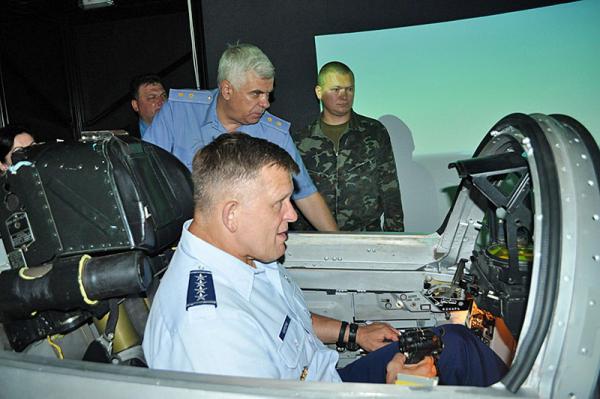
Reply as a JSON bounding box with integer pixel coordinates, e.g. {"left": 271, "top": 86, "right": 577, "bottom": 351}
{"left": 0, "top": 0, "right": 186, "bottom": 25}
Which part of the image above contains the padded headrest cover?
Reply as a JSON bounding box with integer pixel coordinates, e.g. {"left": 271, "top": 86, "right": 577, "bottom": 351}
{"left": 0, "top": 135, "right": 193, "bottom": 267}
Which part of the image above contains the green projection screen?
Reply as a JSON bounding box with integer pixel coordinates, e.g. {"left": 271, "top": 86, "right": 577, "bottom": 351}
{"left": 315, "top": 0, "right": 599, "bottom": 233}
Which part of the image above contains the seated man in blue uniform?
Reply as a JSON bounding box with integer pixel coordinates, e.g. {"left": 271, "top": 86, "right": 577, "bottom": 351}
{"left": 143, "top": 43, "right": 337, "bottom": 231}
{"left": 143, "top": 133, "right": 508, "bottom": 385}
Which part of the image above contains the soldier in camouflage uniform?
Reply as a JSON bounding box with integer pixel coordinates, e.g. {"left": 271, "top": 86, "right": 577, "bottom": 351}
{"left": 292, "top": 62, "right": 404, "bottom": 231}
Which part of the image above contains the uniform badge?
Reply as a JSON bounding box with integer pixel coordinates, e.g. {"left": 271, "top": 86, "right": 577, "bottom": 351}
{"left": 186, "top": 270, "right": 217, "bottom": 310}
{"left": 279, "top": 315, "right": 291, "bottom": 340}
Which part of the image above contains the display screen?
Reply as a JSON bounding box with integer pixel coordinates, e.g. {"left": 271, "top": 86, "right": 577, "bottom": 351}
{"left": 315, "top": 0, "right": 599, "bottom": 232}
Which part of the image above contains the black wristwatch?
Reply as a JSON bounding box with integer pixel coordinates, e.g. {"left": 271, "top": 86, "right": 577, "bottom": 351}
{"left": 346, "top": 323, "right": 360, "bottom": 351}
{"left": 336, "top": 321, "right": 348, "bottom": 352}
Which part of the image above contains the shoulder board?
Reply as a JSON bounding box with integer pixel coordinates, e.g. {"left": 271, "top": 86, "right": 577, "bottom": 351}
{"left": 260, "top": 111, "right": 290, "bottom": 133}
{"left": 169, "top": 89, "right": 214, "bottom": 104}
{"left": 186, "top": 270, "right": 217, "bottom": 310}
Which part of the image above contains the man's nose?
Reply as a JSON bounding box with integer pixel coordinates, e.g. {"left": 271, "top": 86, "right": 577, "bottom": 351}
{"left": 284, "top": 199, "right": 298, "bottom": 223}
{"left": 259, "top": 94, "right": 270, "bottom": 109}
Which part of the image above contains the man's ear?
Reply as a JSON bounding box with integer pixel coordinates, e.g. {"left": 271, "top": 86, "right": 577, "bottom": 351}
{"left": 315, "top": 85, "right": 323, "bottom": 101}
{"left": 220, "top": 79, "right": 233, "bottom": 100}
{"left": 131, "top": 99, "right": 139, "bottom": 113}
{"left": 222, "top": 200, "right": 238, "bottom": 232}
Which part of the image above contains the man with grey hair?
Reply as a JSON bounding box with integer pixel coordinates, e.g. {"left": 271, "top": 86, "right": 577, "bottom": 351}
{"left": 144, "top": 43, "right": 337, "bottom": 231}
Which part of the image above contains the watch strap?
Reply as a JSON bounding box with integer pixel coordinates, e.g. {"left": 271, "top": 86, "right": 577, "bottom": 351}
{"left": 347, "top": 323, "right": 359, "bottom": 351}
{"left": 336, "top": 321, "right": 348, "bottom": 352}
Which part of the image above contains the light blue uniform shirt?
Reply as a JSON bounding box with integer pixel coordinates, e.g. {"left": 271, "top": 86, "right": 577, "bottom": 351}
{"left": 143, "top": 88, "right": 317, "bottom": 200}
{"left": 143, "top": 220, "right": 341, "bottom": 382}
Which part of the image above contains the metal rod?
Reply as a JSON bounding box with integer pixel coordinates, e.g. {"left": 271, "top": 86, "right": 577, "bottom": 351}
{"left": 0, "top": 48, "right": 9, "bottom": 127}
{"left": 187, "top": 0, "right": 200, "bottom": 89}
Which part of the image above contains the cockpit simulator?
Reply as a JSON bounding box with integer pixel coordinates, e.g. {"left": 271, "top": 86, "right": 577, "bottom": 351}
{"left": 0, "top": 114, "right": 598, "bottom": 398}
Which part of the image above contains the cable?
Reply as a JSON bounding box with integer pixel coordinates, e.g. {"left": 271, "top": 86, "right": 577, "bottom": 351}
{"left": 46, "top": 335, "right": 64, "bottom": 359}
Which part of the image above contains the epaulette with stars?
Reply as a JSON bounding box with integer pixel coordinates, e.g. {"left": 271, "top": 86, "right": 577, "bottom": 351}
{"left": 169, "top": 89, "right": 213, "bottom": 104}
{"left": 260, "top": 111, "right": 290, "bottom": 133}
{"left": 186, "top": 269, "right": 217, "bottom": 310}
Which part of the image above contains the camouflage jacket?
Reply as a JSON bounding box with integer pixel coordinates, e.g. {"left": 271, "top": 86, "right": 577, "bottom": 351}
{"left": 292, "top": 111, "right": 404, "bottom": 231}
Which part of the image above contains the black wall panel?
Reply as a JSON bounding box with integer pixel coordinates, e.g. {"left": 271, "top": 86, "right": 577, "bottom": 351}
{"left": 74, "top": 12, "right": 195, "bottom": 132}
{"left": 0, "top": 2, "right": 196, "bottom": 140}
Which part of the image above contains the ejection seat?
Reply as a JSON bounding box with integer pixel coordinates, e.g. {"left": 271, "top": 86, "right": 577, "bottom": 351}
{"left": 0, "top": 131, "right": 193, "bottom": 364}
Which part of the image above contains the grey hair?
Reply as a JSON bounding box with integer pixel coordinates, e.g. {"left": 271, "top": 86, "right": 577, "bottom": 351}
{"left": 217, "top": 43, "right": 275, "bottom": 88}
